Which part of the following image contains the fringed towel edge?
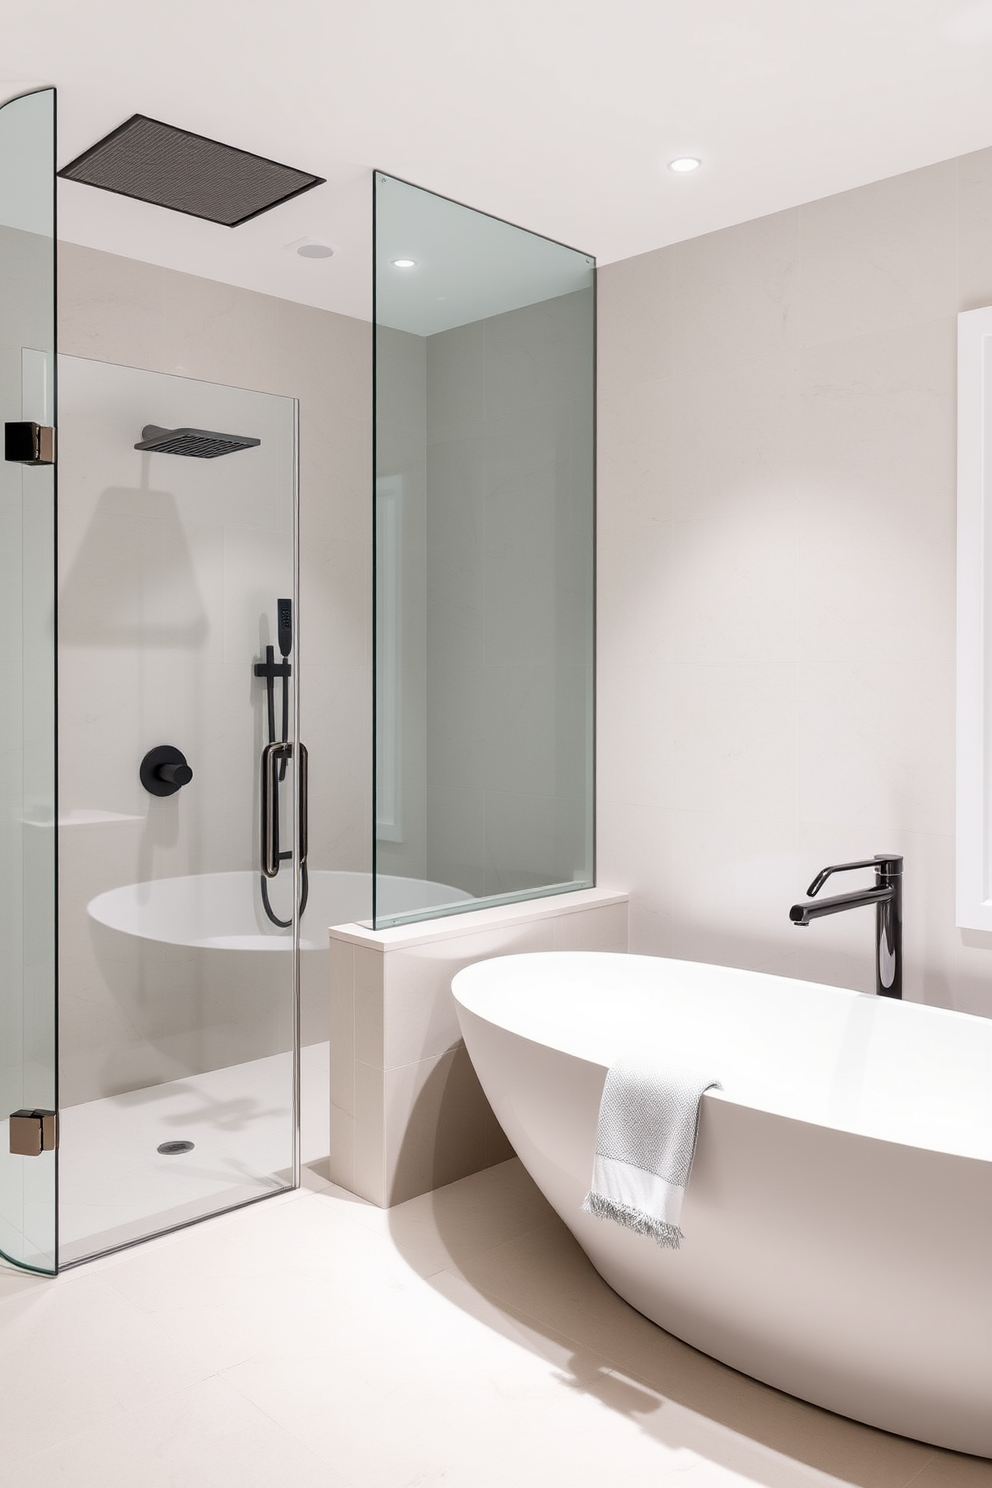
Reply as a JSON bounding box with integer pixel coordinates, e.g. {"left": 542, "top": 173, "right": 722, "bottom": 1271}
{"left": 582, "top": 1190, "right": 683, "bottom": 1250}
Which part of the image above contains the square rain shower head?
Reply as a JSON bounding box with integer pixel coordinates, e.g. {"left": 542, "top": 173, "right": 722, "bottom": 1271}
{"left": 58, "top": 114, "right": 325, "bottom": 227}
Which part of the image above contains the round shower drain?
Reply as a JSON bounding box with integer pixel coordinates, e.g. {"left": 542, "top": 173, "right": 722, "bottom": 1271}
{"left": 157, "top": 1140, "right": 195, "bottom": 1155}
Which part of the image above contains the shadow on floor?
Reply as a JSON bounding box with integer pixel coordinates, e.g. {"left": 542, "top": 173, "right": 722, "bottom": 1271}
{"left": 383, "top": 1152, "right": 964, "bottom": 1488}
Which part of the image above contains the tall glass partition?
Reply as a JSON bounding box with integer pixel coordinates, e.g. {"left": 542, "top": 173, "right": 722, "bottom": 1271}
{"left": 0, "top": 85, "right": 58, "bottom": 1273}
{"left": 373, "top": 173, "right": 595, "bottom": 929}
{"left": 56, "top": 357, "right": 299, "bottom": 1264}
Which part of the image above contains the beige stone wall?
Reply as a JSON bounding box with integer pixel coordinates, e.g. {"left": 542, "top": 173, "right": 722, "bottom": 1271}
{"left": 597, "top": 148, "right": 992, "bottom": 1017}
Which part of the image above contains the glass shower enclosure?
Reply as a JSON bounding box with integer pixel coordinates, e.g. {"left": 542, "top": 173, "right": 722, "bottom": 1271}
{"left": 1, "top": 79, "right": 303, "bottom": 1268}
{"left": 373, "top": 173, "right": 596, "bottom": 929}
{"left": 2, "top": 96, "right": 595, "bottom": 1270}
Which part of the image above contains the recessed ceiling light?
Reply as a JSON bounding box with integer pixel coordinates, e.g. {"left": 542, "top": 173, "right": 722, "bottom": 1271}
{"left": 668, "top": 156, "right": 701, "bottom": 173}
{"left": 392, "top": 257, "right": 416, "bottom": 268}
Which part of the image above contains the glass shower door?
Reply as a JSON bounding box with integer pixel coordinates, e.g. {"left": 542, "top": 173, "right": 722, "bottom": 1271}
{"left": 56, "top": 357, "right": 300, "bottom": 1264}
{"left": 0, "top": 85, "right": 58, "bottom": 1273}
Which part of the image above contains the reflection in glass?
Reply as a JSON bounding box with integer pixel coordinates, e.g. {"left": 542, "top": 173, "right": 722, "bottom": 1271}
{"left": 374, "top": 174, "right": 595, "bottom": 929}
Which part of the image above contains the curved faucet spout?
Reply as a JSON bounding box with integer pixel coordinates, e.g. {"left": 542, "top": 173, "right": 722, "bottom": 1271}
{"left": 789, "top": 885, "right": 893, "bottom": 924}
{"left": 789, "top": 855, "right": 903, "bottom": 998}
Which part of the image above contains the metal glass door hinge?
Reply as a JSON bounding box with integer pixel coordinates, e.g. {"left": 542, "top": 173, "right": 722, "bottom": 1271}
{"left": 4, "top": 421, "right": 56, "bottom": 465}
{"left": 8, "top": 1110, "right": 58, "bottom": 1156}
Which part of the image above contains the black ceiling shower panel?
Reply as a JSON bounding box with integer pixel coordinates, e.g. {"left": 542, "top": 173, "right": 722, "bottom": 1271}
{"left": 58, "top": 114, "right": 325, "bottom": 226}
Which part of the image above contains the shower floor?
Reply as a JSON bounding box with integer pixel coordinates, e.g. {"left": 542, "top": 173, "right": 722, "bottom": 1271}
{"left": 58, "top": 1042, "right": 329, "bottom": 1265}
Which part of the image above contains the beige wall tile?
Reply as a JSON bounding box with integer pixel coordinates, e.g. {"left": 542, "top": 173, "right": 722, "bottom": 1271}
{"left": 353, "top": 1060, "right": 385, "bottom": 1207}
{"left": 328, "top": 940, "right": 356, "bottom": 1117}
{"left": 327, "top": 1107, "right": 356, "bottom": 1195}
{"left": 596, "top": 372, "right": 677, "bottom": 526}
{"left": 666, "top": 350, "right": 802, "bottom": 522}
{"left": 671, "top": 208, "right": 800, "bottom": 374}
{"left": 661, "top": 806, "right": 801, "bottom": 972}
{"left": 798, "top": 660, "right": 955, "bottom": 840}
{"left": 595, "top": 660, "right": 673, "bottom": 814}
{"left": 597, "top": 248, "right": 674, "bottom": 386}
{"left": 957, "top": 145, "right": 992, "bottom": 311}
{"left": 596, "top": 516, "right": 674, "bottom": 677}
{"left": 799, "top": 161, "right": 957, "bottom": 346}
{"left": 57, "top": 243, "right": 168, "bottom": 362}
{"left": 383, "top": 1045, "right": 512, "bottom": 1206}
{"left": 594, "top": 800, "right": 676, "bottom": 959}
{"left": 669, "top": 662, "right": 798, "bottom": 819}
{"left": 380, "top": 951, "right": 464, "bottom": 1070}
{"left": 353, "top": 946, "right": 384, "bottom": 1066}
{"left": 379, "top": 916, "right": 556, "bottom": 1071}
{"left": 669, "top": 509, "right": 799, "bottom": 665}
{"left": 552, "top": 901, "right": 628, "bottom": 952}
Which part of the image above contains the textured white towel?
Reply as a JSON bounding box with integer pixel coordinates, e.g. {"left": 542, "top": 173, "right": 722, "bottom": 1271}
{"left": 582, "top": 1057, "right": 722, "bottom": 1249}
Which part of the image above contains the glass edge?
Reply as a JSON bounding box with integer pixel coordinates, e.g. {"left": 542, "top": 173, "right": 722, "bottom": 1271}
{"left": 373, "top": 878, "right": 594, "bottom": 933}
{"left": 52, "top": 81, "right": 61, "bottom": 1273}
{"left": 372, "top": 168, "right": 379, "bottom": 930}
{"left": 590, "top": 259, "right": 597, "bottom": 892}
{"left": 57, "top": 1182, "right": 295, "bottom": 1270}
{"left": 373, "top": 168, "right": 596, "bottom": 265}
{"left": 291, "top": 395, "right": 301, "bottom": 1192}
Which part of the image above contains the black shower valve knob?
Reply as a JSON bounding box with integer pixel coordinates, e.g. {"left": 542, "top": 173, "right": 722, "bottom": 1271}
{"left": 140, "top": 745, "right": 193, "bottom": 797}
{"left": 159, "top": 760, "right": 193, "bottom": 788}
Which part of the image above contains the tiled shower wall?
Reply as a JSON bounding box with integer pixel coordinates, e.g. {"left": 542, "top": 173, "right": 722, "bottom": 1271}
{"left": 596, "top": 147, "right": 992, "bottom": 1017}
{"left": 57, "top": 244, "right": 371, "bottom": 1102}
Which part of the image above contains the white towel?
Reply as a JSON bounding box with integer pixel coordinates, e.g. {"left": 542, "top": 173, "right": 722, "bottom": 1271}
{"left": 582, "top": 1057, "right": 722, "bottom": 1250}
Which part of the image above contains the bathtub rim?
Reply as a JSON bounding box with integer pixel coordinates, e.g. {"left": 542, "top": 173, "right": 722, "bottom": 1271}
{"left": 452, "top": 950, "right": 992, "bottom": 1164}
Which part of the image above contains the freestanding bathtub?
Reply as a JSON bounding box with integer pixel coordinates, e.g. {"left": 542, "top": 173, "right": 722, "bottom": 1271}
{"left": 452, "top": 952, "right": 992, "bottom": 1457}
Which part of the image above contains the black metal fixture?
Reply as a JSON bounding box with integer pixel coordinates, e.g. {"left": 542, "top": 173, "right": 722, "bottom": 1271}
{"left": 255, "top": 598, "right": 308, "bottom": 928}
{"left": 58, "top": 114, "right": 325, "bottom": 228}
{"left": 5, "top": 421, "right": 56, "bottom": 465}
{"left": 789, "top": 855, "right": 903, "bottom": 999}
{"left": 135, "top": 424, "right": 260, "bottom": 458}
{"left": 140, "top": 745, "right": 193, "bottom": 797}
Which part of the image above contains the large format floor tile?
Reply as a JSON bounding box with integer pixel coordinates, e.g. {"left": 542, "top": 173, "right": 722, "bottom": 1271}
{"left": 1, "top": 1157, "right": 987, "bottom": 1488}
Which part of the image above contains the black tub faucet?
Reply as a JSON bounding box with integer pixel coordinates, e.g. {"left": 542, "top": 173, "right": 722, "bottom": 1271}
{"left": 789, "top": 855, "right": 903, "bottom": 999}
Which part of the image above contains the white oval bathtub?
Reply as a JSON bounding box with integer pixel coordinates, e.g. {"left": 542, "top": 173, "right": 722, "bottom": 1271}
{"left": 88, "top": 869, "right": 472, "bottom": 951}
{"left": 452, "top": 952, "right": 992, "bottom": 1456}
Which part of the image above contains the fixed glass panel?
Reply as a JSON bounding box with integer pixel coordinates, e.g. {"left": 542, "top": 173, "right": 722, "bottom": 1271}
{"left": 0, "top": 86, "right": 58, "bottom": 1274}
{"left": 373, "top": 173, "right": 595, "bottom": 929}
{"left": 56, "top": 357, "right": 299, "bottom": 1263}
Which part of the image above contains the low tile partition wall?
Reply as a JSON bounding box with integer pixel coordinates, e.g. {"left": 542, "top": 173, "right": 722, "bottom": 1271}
{"left": 328, "top": 888, "right": 628, "bottom": 1206}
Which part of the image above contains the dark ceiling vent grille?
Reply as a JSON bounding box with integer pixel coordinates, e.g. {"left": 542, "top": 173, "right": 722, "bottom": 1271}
{"left": 58, "top": 114, "right": 325, "bottom": 227}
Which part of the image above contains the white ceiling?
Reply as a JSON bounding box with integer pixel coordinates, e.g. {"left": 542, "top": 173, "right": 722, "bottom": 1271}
{"left": 5, "top": 0, "right": 992, "bottom": 323}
